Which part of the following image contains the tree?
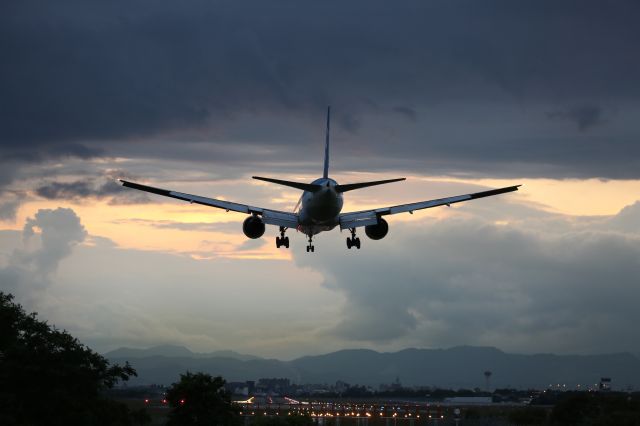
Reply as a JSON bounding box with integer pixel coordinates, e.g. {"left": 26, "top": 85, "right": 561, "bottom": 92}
{"left": 166, "top": 372, "right": 240, "bottom": 426}
{"left": 0, "top": 292, "right": 148, "bottom": 425}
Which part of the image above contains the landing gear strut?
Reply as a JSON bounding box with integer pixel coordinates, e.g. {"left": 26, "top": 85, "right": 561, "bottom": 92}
{"left": 275, "top": 227, "right": 289, "bottom": 249}
{"left": 346, "top": 228, "right": 361, "bottom": 249}
{"left": 306, "top": 234, "right": 315, "bottom": 253}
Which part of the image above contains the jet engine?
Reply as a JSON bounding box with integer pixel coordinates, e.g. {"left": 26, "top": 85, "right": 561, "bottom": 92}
{"left": 242, "top": 215, "right": 265, "bottom": 239}
{"left": 365, "top": 217, "right": 389, "bottom": 240}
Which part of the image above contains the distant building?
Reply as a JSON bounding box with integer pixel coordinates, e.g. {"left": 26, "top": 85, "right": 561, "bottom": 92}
{"left": 444, "top": 397, "right": 493, "bottom": 405}
{"left": 335, "top": 380, "right": 349, "bottom": 393}
{"left": 256, "top": 378, "right": 292, "bottom": 395}
{"left": 379, "top": 376, "right": 403, "bottom": 392}
{"left": 226, "top": 381, "right": 252, "bottom": 396}
{"left": 599, "top": 377, "right": 612, "bottom": 391}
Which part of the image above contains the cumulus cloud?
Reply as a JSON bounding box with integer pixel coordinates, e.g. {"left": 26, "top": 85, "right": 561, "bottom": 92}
{"left": 293, "top": 200, "right": 640, "bottom": 354}
{"left": 0, "top": 208, "right": 87, "bottom": 298}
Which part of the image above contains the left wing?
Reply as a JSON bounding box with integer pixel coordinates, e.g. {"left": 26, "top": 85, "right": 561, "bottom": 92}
{"left": 339, "top": 185, "right": 521, "bottom": 229}
{"left": 120, "top": 180, "right": 298, "bottom": 229}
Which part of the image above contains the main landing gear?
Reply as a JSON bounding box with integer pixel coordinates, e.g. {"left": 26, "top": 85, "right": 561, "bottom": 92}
{"left": 346, "top": 228, "right": 361, "bottom": 249}
{"left": 306, "top": 234, "right": 315, "bottom": 253}
{"left": 275, "top": 227, "right": 289, "bottom": 248}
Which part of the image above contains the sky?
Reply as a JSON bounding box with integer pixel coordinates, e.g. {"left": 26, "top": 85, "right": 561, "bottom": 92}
{"left": 1, "top": 0, "right": 640, "bottom": 360}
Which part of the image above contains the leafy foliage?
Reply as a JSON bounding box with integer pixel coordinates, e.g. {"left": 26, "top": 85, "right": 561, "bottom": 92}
{"left": 0, "top": 292, "right": 148, "bottom": 425}
{"left": 166, "top": 372, "right": 240, "bottom": 426}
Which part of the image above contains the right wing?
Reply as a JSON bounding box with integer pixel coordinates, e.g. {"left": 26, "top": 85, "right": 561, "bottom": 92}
{"left": 120, "top": 180, "right": 299, "bottom": 229}
{"left": 339, "top": 185, "right": 521, "bottom": 229}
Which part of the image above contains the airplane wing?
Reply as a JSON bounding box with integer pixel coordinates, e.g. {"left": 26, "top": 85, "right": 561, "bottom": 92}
{"left": 120, "top": 180, "right": 299, "bottom": 229}
{"left": 339, "top": 185, "right": 521, "bottom": 229}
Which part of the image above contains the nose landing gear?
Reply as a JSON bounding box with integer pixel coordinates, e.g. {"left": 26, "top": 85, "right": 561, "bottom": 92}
{"left": 346, "top": 228, "right": 361, "bottom": 249}
{"left": 306, "top": 234, "right": 315, "bottom": 253}
{"left": 275, "top": 226, "right": 290, "bottom": 248}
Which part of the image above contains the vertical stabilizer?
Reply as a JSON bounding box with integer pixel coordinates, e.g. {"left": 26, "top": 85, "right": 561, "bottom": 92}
{"left": 323, "top": 106, "right": 330, "bottom": 179}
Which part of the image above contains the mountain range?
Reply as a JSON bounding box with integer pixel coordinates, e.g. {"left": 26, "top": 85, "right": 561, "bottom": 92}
{"left": 105, "top": 345, "right": 640, "bottom": 390}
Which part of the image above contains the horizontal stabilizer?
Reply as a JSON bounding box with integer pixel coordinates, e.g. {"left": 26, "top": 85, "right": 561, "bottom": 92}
{"left": 253, "top": 176, "right": 322, "bottom": 192}
{"left": 335, "top": 178, "right": 406, "bottom": 193}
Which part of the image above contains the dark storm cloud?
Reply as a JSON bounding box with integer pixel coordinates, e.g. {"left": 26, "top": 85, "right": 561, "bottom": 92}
{"left": 547, "top": 105, "right": 604, "bottom": 131}
{"left": 2, "top": 0, "right": 640, "bottom": 178}
{"left": 392, "top": 106, "right": 418, "bottom": 122}
{"left": 35, "top": 179, "right": 149, "bottom": 204}
{"left": 34, "top": 169, "right": 151, "bottom": 204}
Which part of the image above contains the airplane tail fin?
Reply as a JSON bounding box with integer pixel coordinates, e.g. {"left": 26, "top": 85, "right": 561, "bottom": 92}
{"left": 323, "top": 106, "right": 330, "bottom": 179}
{"left": 335, "top": 178, "right": 406, "bottom": 193}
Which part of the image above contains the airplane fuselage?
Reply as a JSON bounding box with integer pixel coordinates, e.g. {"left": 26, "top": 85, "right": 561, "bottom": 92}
{"left": 297, "top": 178, "right": 343, "bottom": 235}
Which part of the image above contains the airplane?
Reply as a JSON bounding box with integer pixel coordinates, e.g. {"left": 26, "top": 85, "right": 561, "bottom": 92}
{"left": 120, "top": 107, "right": 520, "bottom": 252}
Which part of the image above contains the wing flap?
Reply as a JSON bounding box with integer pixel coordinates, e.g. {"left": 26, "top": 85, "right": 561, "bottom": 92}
{"left": 339, "top": 211, "right": 379, "bottom": 230}
{"left": 262, "top": 210, "right": 299, "bottom": 228}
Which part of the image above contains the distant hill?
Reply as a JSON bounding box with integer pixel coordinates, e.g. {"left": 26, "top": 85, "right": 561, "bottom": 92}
{"left": 106, "top": 345, "right": 640, "bottom": 389}
{"left": 105, "top": 345, "right": 261, "bottom": 361}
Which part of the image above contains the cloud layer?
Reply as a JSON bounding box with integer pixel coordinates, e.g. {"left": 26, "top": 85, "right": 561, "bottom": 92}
{"left": 2, "top": 0, "right": 640, "bottom": 181}
{"left": 294, "top": 200, "right": 640, "bottom": 354}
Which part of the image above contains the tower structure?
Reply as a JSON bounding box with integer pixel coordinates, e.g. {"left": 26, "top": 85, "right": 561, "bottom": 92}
{"left": 484, "top": 370, "right": 492, "bottom": 392}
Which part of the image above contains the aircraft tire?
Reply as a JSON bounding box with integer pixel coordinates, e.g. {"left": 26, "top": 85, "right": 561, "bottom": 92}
{"left": 284, "top": 237, "right": 290, "bottom": 248}
{"left": 355, "top": 238, "right": 361, "bottom": 249}
{"left": 346, "top": 238, "right": 352, "bottom": 249}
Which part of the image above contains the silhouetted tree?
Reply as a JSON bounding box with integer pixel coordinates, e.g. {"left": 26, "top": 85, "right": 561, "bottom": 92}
{"left": 166, "top": 372, "right": 240, "bottom": 426}
{"left": 0, "top": 292, "right": 148, "bottom": 425}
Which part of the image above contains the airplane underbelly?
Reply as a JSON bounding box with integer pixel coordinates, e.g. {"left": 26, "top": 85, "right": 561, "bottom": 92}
{"left": 297, "top": 223, "right": 337, "bottom": 236}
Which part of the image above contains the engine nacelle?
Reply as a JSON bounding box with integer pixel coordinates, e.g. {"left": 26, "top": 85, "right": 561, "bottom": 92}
{"left": 242, "top": 215, "right": 265, "bottom": 239}
{"left": 365, "top": 217, "right": 389, "bottom": 240}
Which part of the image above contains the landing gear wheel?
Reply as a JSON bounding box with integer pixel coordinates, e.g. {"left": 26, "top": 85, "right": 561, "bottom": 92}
{"left": 346, "top": 228, "right": 361, "bottom": 250}
{"left": 276, "top": 228, "right": 289, "bottom": 249}
{"left": 311, "top": 246, "right": 315, "bottom": 252}
{"left": 306, "top": 246, "right": 310, "bottom": 252}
